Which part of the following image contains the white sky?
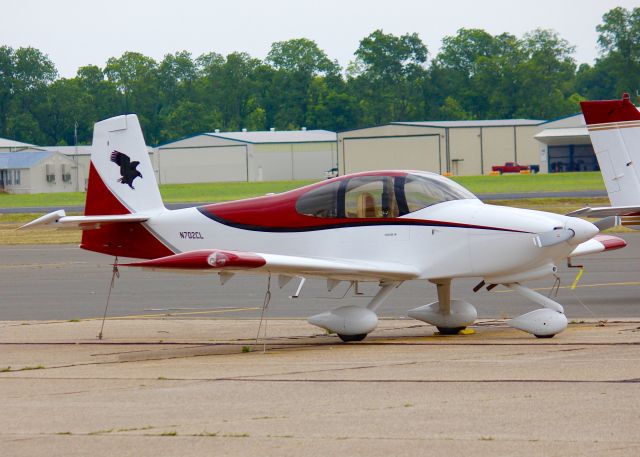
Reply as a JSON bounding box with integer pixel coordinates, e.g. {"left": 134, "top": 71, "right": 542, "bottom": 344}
{"left": 1, "top": 0, "right": 638, "bottom": 78}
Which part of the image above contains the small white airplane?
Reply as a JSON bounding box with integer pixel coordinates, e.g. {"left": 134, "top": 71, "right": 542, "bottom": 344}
{"left": 21, "top": 114, "right": 626, "bottom": 341}
{"left": 569, "top": 93, "right": 640, "bottom": 229}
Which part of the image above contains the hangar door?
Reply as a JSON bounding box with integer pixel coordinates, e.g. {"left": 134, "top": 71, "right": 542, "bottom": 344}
{"left": 342, "top": 135, "right": 441, "bottom": 174}
{"left": 158, "top": 145, "right": 247, "bottom": 184}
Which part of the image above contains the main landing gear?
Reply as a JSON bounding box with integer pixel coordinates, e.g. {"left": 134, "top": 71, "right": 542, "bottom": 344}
{"left": 307, "top": 281, "right": 400, "bottom": 342}
{"left": 503, "top": 283, "right": 568, "bottom": 338}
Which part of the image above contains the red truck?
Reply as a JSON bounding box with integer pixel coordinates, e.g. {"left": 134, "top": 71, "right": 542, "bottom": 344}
{"left": 492, "top": 162, "right": 539, "bottom": 174}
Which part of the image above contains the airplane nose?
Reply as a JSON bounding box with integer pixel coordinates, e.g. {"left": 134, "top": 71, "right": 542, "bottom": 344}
{"left": 565, "top": 217, "right": 599, "bottom": 244}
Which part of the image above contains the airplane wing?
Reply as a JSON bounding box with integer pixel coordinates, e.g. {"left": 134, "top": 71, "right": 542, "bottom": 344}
{"left": 120, "top": 249, "right": 421, "bottom": 282}
{"left": 569, "top": 234, "right": 626, "bottom": 258}
{"left": 18, "top": 210, "right": 149, "bottom": 231}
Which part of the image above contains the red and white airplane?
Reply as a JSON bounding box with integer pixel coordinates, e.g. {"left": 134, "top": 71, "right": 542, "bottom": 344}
{"left": 21, "top": 115, "right": 626, "bottom": 341}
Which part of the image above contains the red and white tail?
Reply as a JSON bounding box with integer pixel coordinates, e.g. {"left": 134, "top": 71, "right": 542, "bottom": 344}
{"left": 581, "top": 94, "right": 640, "bottom": 208}
{"left": 569, "top": 94, "right": 640, "bottom": 224}
{"left": 86, "top": 114, "right": 164, "bottom": 215}
{"left": 20, "top": 114, "right": 173, "bottom": 259}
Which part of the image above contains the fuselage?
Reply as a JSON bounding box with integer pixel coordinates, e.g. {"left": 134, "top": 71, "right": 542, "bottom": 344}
{"left": 138, "top": 171, "right": 597, "bottom": 281}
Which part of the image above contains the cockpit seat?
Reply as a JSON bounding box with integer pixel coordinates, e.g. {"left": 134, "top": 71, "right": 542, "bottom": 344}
{"left": 357, "top": 192, "right": 377, "bottom": 218}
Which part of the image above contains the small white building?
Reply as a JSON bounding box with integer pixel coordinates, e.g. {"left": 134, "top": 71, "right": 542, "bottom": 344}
{"left": 0, "top": 151, "right": 80, "bottom": 194}
{"left": 156, "top": 130, "right": 338, "bottom": 184}
{"left": 0, "top": 137, "right": 41, "bottom": 152}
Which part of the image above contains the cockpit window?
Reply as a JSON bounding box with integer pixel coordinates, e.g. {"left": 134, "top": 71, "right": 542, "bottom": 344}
{"left": 344, "top": 176, "right": 398, "bottom": 218}
{"left": 295, "top": 181, "right": 340, "bottom": 218}
{"left": 296, "top": 173, "right": 475, "bottom": 219}
{"left": 403, "top": 174, "right": 475, "bottom": 213}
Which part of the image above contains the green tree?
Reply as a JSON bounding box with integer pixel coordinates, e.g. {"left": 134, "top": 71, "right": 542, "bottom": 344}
{"left": 160, "top": 100, "right": 220, "bottom": 140}
{"left": 349, "top": 30, "right": 428, "bottom": 124}
{"left": 104, "top": 52, "right": 161, "bottom": 142}
{"left": 266, "top": 38, "right": 339, "bottom": 129}
{"left": 0, "top": 46, "right": 15, "bottom": 137}
{"left": 44, "top": 78, "right": 93, "bottom": 145}
{"left": 513, "top": 29, "right": 579, "bottom": 119}
{"left": 158, "top": 51, "right": 197, "bottom": 107}
{"left": 595, "top": 6, "right": 640, "bottom": 97}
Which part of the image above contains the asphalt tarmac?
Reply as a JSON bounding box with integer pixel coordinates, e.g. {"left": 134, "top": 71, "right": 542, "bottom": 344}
{"left": 1, "top": 234, "right": 639, "bottom": 321}
{"left": 3, "top": 318, "right": 640, "bottom": 457}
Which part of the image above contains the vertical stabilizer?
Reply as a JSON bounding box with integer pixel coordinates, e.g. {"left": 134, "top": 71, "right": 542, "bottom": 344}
{"left": 581, "top": 94, "right": 640, "bottom": 207}
{"left": 87, "top": 114, "right": 164, "bottom": 214}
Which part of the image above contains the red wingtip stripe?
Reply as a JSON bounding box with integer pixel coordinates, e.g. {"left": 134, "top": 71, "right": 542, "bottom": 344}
{"left": 580, "top": 96, "right": 640, "bottom": 125}
{"left": 123, "top": 250, "right": 267, "bottom": 270}
{"left": 594, "top": 234, "right": 627, "bottom": 251}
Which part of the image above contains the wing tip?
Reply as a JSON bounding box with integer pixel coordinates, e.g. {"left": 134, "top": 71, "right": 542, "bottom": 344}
{"left": 594, "top": 234, "right": 627, "bottom": 251}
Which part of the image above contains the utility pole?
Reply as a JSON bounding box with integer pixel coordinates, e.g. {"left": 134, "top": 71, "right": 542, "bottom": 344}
{"left": 74, "top": 121, "right": 79, "bottom": 192}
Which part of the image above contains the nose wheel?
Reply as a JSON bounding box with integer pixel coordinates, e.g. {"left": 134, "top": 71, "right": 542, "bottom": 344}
{"left": 408, "top": 279, "right": 478, "bottom": 333}
{"left": 436, "top": 326, "right": 467, "bottom": 335}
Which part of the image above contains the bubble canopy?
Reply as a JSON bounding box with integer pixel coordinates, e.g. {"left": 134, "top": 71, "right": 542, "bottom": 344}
{"left": 296, "top": 172, "right": 477, "bottom": 219}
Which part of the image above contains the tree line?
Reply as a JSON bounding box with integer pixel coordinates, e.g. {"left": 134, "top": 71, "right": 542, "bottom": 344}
{"left": 0, "top": 6, "right": 638, "bottom": 147}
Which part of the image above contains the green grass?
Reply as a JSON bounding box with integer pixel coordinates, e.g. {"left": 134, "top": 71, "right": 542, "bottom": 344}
{"left": 159, "top": 180, "right": 317, "bottom": 203}
{"left": 452, "top": 172, "right": 605, "bottom": 194}
{"left": 0, "top": 173, "right": 606, "bottom": 208}
{"left": 0, "top": 180, "right": 316, "bottom": 208}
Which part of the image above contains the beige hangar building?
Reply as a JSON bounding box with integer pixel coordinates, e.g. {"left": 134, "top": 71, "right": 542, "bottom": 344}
{"left": 337, "top": 120, "right": 549, "bottom": 176}
{"left": 156, "top": 130, "right": 337, "bottom": 184}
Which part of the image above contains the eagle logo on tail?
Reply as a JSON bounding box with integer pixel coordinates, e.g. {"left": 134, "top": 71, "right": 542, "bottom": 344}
{"left": 110, "top": 150, "right": 143, "bottom": 189}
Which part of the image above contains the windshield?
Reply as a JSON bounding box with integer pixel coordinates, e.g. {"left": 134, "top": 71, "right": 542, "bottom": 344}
{"left": 403, "top": 173, "right": 476, "bottom": 213}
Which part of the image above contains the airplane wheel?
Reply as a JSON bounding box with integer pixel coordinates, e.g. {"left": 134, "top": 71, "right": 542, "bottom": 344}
{"left": 338, "top": 333, "right": 367, "bottom": 342}
{"left": 436, "top": 326, "right": 466, "bottom": 335}
{"left": 534, "top": 334, "right": 555, "bottom": 339}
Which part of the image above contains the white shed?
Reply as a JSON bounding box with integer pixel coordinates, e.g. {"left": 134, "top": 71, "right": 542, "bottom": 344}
{"left": 0, "top": 151, "right": 80, "bottom": 194}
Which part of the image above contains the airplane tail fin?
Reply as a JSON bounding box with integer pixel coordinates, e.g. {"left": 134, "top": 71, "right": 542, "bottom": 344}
{"left": 85, "top": 114, "right": 165, "bottom": 215}
{"left": 19, "top": 114, "right": 174, "bottom": 259}
{"left": 580, "top": 93, "right": 640, "bottom": 207}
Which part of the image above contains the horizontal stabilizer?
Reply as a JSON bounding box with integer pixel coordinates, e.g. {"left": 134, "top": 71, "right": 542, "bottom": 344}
{"left": 18, "top": 210, "right": 149, "bottom": 231}
{"left": 121, "top": 249, "right": 421, "bottom": 281}
{"left": 592, "top": 216, "right": 620, "bottom": 231}
{"left": 567, "top": 206, "right": 640, "bottom": 217}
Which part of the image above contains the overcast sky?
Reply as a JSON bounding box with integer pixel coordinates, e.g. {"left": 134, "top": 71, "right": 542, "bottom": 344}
{"left": 1, "top": 0, "right": 638, "bottom": 78}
